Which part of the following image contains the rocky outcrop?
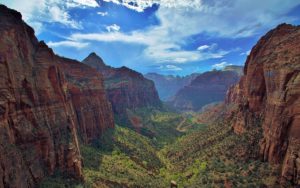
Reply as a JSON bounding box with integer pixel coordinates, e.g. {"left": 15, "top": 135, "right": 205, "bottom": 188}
{"left": 171, "top": 70, "right": 241, "bottom": 111}
{"left": 0, "top": 5, "right": 114, "bottom": 187}
{"left": 144, "top": 73, "right": 199, "bottom": 101}
{"left": 82, "top": 53, "right": 161, "bottom": 123}
{"left": 226, "top": 24, "right": 300, "bottom": 186}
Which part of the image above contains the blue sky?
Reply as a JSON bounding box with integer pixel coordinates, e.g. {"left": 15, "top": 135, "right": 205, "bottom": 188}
{"left": 1, "top": 0, "right": 300, "bottom": 75}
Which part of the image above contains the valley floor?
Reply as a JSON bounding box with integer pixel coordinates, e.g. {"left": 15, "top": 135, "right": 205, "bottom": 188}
{"left": 39, "top": 109, "right": 282, "bottom": 188}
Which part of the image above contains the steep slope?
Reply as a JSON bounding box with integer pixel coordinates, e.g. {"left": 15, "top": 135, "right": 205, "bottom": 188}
{"left": 0, "top": 5, "right": 114, "bottom": 187}
{"left": 226, "top": 23, "right": 300, "bottom": 186}
{"left": 82, "top": 53, "right": 161, "bottom": 123}
{"left": 144, "top": 73, "right": 199, "bottom": 101}
{"left": 171, "top": 69, "right": 241, "bottom": 111}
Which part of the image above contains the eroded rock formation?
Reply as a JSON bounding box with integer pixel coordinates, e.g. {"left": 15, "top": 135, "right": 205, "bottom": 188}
{"left": 226, "top": 24, "right": 300, "bottom": 185}
{"left": 0, "top": 5, "right": 114, "bottom": 187}
{"left": 82, "top": 53, "right": 161, "bottom": 123}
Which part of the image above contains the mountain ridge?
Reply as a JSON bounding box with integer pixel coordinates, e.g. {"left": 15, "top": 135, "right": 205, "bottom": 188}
{"left": 169, "top": 67, "right": 242, "bottom": 111}
{"left": 82, "top": 52, "right": 162, "bottom": 127}
{"left": 144, "top": 72, "right": 200, "bottom": 101}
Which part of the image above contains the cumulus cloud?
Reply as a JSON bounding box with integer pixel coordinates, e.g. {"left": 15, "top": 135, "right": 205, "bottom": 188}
{"left": 106, "top": 24, "right": 121, "bottom": 32}
{"left": 212, "top": 61, "right": 232, "bottom": 69}
{"left": 103, "top": 0, "right": 300, "bottom": 37}
{"left": 47, "top": 40, "right": 89, "bottom": 49}
{"left": 4, "top": 0, "right": 298, "bottom": 65}
{"left": 70, "top": 31, "right": 231, "bottom": 63}
{"left": 66, "top": 0, "right": 297, "bottom": 64}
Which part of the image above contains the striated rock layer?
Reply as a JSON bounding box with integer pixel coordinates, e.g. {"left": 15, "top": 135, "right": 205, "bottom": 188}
{"left": 0, "top": 5, "right": 114, "bottom": 187}
{"left": 226, "top": 24, "right": 300, "bottom": 185}
{"left": 82, "top": 53, "right": 162, "bottom": 123}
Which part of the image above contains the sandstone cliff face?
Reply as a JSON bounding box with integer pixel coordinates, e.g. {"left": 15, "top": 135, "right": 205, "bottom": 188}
{"left": 58, "top": 57, "right": 114, "bottom": 144}
{"left": 171, "top": 70, "right": 241, "bottom": 111}
{"left": 226, "top": 24, "right": 300, "bottom": 185}
{"left": 82, "top": 53, "right": 161, "bottom": 122}
{"left": 0, "top": 5, "right": 114, "bottom": 187}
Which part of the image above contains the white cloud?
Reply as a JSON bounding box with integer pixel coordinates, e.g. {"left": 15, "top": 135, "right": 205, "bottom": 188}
{"left": 106, "top": 24, "right": 121, "bottom": 32}
{"left": 159, "top": 65, "right": 183, "bottom": 71}
{"left": 70, "top": 0, "right": 99, "bottom": 7}
{"left": 49, "top": 6, "right": 81, "bottom": 29}
{"left": 212, "top": 61, "right": 232, "bottom": 69}
{"left": 103, "top": 0, "right": 300, "bottom": 37}
{"left": 0, "top": 0, "right": 101, "bottom": 33}
{"left": 65, "top": 0, "right": 298, "bottom": 65}
{"left": 102, "top": 0, "right": 205, "bottom": 12}
{"left": 97, "top": 11, "right": 108, "bottom": 16}
{"left": 47, "top": 40, "right": 89, "bottom": 49}
{"left": 3, "top": 0, "right": 298, "bottom": 65}
{"left": 197, "top": 45, "right": 210, "bottom": 51}
{"left": 70, "top": 31, "right": 231, "bottom": 63}
{"left": 197, "top": 43, "right": 217, "bottom": 51}
{"left": 103, "top": 0, "right": 158, "bottom": 12}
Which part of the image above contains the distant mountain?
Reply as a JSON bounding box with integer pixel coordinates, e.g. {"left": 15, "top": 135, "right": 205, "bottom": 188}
{"left": 144, "top": 73, "right": 199, "bottom": 101}
{"left": 170, "top": 68, "right": 242, "bottom": 111}
{"left": 82, "top": 53, "right": 162, "bottom": 124}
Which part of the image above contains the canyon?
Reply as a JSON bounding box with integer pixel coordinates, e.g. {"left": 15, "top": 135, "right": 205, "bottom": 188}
{"left": 0, "top": 3, "right": 300, "bottom": 188}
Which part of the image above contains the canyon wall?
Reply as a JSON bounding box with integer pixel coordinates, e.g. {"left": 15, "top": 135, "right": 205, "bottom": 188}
{"left": 0, "top": 5, "right": 114, "bottom": 187}
{"left": 82, "top": 53, "right": 162, "bottom": 122}
{"left": 226, "top": 24, "right": 300, "bottom": 185}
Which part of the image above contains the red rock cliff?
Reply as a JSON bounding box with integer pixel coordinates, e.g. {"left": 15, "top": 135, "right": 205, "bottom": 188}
{"left": 226, "top": 24, "right": 300, "bottom": 186}
{"left": 82, "top": 53, "right": 161, "bottom": 123}
{"left": 0, "top": 5, "right": 114, "bottom": 187}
